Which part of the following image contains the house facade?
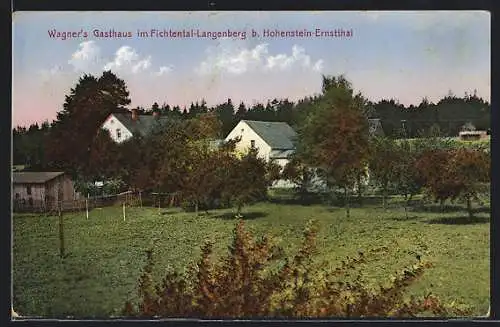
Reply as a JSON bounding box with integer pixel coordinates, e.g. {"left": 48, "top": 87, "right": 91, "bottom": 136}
{"left": 101, "top": 109, "right": 169, "bottom": 143}
{"left": 225, "top": 120, "right": 298, "bottom": 188}
{"left": 12, "top": 172, "right": 80, "bottom": 212}
{"left": 225, "top": 120, "right": 297, "bottom": 165}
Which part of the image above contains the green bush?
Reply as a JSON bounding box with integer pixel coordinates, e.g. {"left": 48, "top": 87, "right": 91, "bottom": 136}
{"left": 123, "top": 220, "right": 471, "bottom": 318}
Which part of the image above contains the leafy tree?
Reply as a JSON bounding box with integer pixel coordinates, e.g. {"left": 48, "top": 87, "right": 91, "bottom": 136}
{"left": 223, "top": 147, "right": 268, "bottom": 216}
{"left": 178, "top": 113, "right": 224, "bottom": 213}
{"left": 393, "top": 140, "right": 424, "bottom": 218}
{"left": 84, "top": 129, "right": 121, "bottom": 182}
{"left": 414, "top": 149, "right": 455, "bottom": 209}
{"left": 368, "top": 136, "right": 401, "bottom": 209}
{"left": 45, "top": 71, "right": 131, "bottom": 178}
{"left": 265, "top": 161, "right": 283, "bottom": 187}
{"left": 297, "top": 75, "right": 371, "bottom": 218}
{"left": 282, "top": 156, "right": 314, "bottom": 201}
{"left": 443, "top": 148, "right": 489, "bottom": 219}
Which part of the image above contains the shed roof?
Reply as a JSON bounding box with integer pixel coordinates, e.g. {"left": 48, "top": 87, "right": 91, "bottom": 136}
{"left": 13, "top": 172, "right": 65, "bottom": 184}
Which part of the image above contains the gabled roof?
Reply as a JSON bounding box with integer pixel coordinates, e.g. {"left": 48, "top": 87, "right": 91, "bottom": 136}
{"left": 13, "top": 172, "right": 64, "bottom": 184}
{"left": 111, "top": 113, "right": 170, "bottom": 137}
{"left": 242, "top": 120, "right": 297, "bottom": 150}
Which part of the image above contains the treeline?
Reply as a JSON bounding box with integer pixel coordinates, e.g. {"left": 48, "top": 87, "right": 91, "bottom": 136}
{"left": 284, "top": 75, "right": 490, "bottom": 220}
{"left": 13, "top": 73, "right": 489, "bottom": 170}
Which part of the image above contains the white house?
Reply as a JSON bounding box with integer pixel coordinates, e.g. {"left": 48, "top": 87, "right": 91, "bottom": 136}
{"left": 225, "top": 120, "right": 298, "bottom": 188}
{"left": 225, "top": 120, "right": 296, "bottom": 165}
{"left": 225, "top": 118, "right": 385, "bottom": 190}
{"left": 101, "top": 109, "right": 169, "bottom": 143}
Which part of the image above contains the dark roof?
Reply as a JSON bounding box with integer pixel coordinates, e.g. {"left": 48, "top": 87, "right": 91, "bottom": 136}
{"left": 242, "top": 120, "right": 297, "bottom": 150}
{"left": 111, "top": 113, "right": 170, "bottom": 137}
{"left": 13, "top": 172, "right": 64, "bottom": 184}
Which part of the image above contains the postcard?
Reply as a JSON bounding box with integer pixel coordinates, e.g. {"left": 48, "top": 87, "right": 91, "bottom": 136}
{"left": 12, "top": 11, "right": 491, "bottom": 319}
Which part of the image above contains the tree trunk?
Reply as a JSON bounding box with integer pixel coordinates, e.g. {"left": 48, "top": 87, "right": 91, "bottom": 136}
{"left": 194, "top": 200, "right": 199, "bottom": 215}
{"left": 467, "top": 196, "right": 473, "bottom": 220}
{"left": 237, "top": 203, "right": 243, "bottom": 217}
{"left": 403, "top": 194, "right": 409, "bottom": 219}
{"left": 357, "top": 176, "right": 363, "bottom": 205}
{"left": 382, "top": 186, "right": 387, "bottom": 210}
{"left": 345, "top": 187, "right": 350, "bottom": 219}
{"left": 439, "top": 198, "right": 445, "bottom": 212}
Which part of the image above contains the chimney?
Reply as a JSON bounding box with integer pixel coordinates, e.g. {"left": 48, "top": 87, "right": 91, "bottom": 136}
{"left": 131, "top": 108, "right": 139, "bottom": 121}
{"left": 153, "top": 111, "right": 160, "bottom": 119}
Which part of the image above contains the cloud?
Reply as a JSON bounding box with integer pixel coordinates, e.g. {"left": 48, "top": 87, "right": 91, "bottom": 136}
{"left": 104, "top": 46, "right": 152, "bottom": 74}
{"left": 132, "top": 56, "right": 152, "bottom": 73}
{"left": 196, "top": 42, "right": 324, "bottom": 75}
{"left": 265, "top": 45, "right": 322, "bottom": 72}
{"left": 68, "top": 41, "right": 100, "bottom": 72}
{"left": 154, "top": 65, "right": 173, "bottom": 76}
{"left": 312, "top": 59, "right": 324, "bottom": 72}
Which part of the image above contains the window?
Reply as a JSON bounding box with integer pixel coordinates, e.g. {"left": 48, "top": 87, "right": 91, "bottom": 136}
{"left": 26, "top": 185, "right": 31, "bottom": 195}
{"left": 15, "top": 193, "right": 19, "bottom": 199}
{"left": 250, "top": 140, "right": 255, "bottom": 148}
{"left": 110, "top": 119, "right": 114, "bottom": 124}
{"left": 116, "top": 128, "right": 122, "bottom": 139}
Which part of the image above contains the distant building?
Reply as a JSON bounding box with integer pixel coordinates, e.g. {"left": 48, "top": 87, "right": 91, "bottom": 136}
{"left": 368, "top": 118, "right": 385, "bottom": 137}
{"left": 458, "top": 130, "right": 488, "bottom": 141}
{"left": 100, "top": 109, "right": 170, "bottom": 143}
{"left": 12, "top": 165, "right": 26, "bottom": 172}
{"left": 12, "top": 172, "right": 80, "bottom": 212}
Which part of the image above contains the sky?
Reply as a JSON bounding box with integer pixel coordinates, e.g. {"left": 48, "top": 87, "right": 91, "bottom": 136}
{"left": 12, "top": 11, "right": 490, "bottom": 127}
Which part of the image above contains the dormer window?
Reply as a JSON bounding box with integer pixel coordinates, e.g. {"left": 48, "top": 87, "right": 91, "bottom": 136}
{"left": 116, "top": 128, "right": 122, "bottom": 139}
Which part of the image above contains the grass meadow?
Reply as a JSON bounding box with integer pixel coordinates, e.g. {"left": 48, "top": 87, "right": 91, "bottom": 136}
{"left": 12, "top": 195, "right": 490, "bottom": 318}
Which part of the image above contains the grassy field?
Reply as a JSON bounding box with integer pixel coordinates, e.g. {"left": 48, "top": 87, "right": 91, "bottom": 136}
{"left": 12, "top": 197, "right": 490, "bottom": 318}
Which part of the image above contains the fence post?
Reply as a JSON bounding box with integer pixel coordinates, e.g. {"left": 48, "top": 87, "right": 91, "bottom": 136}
{"left": 86, "top": 194, "right": 89, "bottom": 220}
{"left": 139, "top": 191, "right": 142, "bottom": 208}
{"left": 58, "top": 205, "right": 65, "bottom": 259}
{"left": 123, "top": 202, "right": 126, "bottom": 222}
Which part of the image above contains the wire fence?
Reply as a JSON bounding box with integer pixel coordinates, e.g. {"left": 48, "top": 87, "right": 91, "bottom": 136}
{"left": 12, "top": 190, "right": 179, "bottom": 214}
{"left": 12, "top": 188, "right": 189, "bottom": 215}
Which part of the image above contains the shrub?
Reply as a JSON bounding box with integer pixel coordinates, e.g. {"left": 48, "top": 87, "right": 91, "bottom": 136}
{"left": 123, "top": 220, "right": 471, "bottom": 318}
